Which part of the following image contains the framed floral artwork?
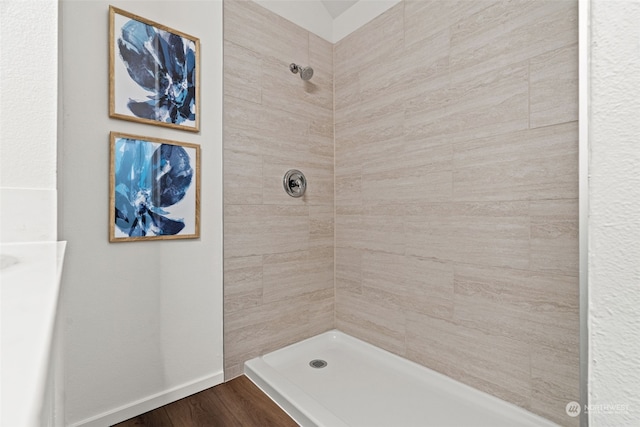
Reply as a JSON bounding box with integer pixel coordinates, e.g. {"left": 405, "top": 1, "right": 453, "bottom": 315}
{"left": 109, "top": 132, "right": 200, "bottom": 242}
{"left": 109, "top": 6, "right": 200, "bottom": 131}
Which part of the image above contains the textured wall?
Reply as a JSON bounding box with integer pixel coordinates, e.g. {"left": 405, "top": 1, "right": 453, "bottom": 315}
{"left": 0, "top": 0, "right": 57, "bottom": 190}
{"left": 223, "top": 0, "right": 334, "bottom": 379}
{"left": 589, "top": 0, "right": 640, "bottom": 425}
{"left": 0, "top": 0, "right": 58, "bottom": 243}
{"left": 333, "top": 1, "right": 579, "bottom": 424}
{"left": 60, "top": 1, "right": 223, "bottom": 425}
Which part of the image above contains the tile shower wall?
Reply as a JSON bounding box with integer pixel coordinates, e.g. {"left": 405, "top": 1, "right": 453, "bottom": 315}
{"left": 333, "top": 1, "right": 578, "bottom": 425}
{"left": 223, "top": 0, "right": 334, "bottom": 379}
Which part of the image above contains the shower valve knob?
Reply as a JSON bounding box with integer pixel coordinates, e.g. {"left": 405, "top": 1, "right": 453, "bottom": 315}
{"left": 283, "top": 169, "right": 307, "bottom": 198}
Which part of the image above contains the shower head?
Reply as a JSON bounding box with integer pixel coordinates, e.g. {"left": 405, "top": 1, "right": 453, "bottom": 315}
{"left": 289, "top": 63, "right": 314, "bottom": 81}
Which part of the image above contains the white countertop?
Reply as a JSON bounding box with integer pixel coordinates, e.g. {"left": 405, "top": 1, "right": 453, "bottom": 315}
{"left": 1, "top": 241, "right": 66, "bottom": 427}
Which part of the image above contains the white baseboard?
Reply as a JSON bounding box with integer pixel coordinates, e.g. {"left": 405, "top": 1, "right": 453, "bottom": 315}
{"left": 68, "top": 371, "right": 224, "bottom": 427}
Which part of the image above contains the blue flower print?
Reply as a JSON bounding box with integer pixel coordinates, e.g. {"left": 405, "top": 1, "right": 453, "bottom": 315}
{"left": 117, "top": 19, "right": 196, "bottom": 125}
{"left": 114, "top": 138, "right": 193, "bottom": 237}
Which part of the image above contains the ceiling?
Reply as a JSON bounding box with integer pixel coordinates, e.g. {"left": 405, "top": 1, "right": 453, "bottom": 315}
{"left": 321, "top": 0, "right": 359, "bottom": 18}
{"left": 252, "top": 0, "right": 399, "bottom": 43}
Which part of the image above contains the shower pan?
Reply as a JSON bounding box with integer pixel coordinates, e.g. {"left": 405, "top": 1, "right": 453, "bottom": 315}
{"left": 245, "top": 331, "right": 558, "bottom": 427}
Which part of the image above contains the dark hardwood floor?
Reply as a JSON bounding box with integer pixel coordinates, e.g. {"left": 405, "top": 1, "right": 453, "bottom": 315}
{"left": 112, "top": 375, "right": 298, "bottom": 427}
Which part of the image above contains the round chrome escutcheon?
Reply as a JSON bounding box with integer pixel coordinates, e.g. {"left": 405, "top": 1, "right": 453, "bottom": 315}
{"left": 283, "top": 169, "right": 307, "bottom": 198}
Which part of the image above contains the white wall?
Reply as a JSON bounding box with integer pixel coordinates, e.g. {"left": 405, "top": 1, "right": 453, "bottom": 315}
{"left": 589, "top": 0, "right": 640, "bottom": 424}
{"left": 0, "top": 0, "right": 58, "bottom": 242}
{"left": 0, "top": 0, "right": 57, "bottom": 189}
{"left": 59, "top": 1, "right": 224, "bottom": 425}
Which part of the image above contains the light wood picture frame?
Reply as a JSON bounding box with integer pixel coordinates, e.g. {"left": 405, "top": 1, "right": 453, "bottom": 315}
{"left": 109, "top": 6, "right": 201, "bottom": 132}
{"left": 109, "top": 132, "right": 200, "bottom": 242}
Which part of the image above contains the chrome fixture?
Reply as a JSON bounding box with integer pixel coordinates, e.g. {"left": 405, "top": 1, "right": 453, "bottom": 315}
{"left": 309, "top": 359, "right": 328, "bottom": 369}
{"left": 289, "top": 63, "right": 314, "bottom": 81}
{"left": 283, "top": 169, "right": 307, "bottom": 198}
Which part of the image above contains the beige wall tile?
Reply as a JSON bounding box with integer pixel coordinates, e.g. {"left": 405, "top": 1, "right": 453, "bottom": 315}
{"left": 454, "top": 152, "right": 578, "bottom": 201}
{"left": 362, "top": 169, "right": 453, "bottom": 205}
{"left": 224, "top": 39, "right": 262, "bottom": 104}
{"left": 530, "top": 43, "right": 579, "bottom": 128}
{"left": 334, "top": 140, "right": 362, "bottom": 178}
{"left": 225, "top": 298, "right": 309, "bottom": 363}
{"left": 405, "top": 62, "right": 530, "bottom": 145}
{"left": 336, "top": 247, "right": 362, "bottom": 294}
{"left": 403, "top": 255, "right": 455, "bottom": 320}
{"left": 309, "top": 134, "right": 334, "bottom": 162}
{"left": 306, "top": 289, "right": 335, "bottom": 337}
{"left": 453, "top": 122, "right": 578, "bottom": 201}
{"left": 361, "top": 251, "right": 405, "bottom": 290}
{"left": 449, "top": 0, "right": 578, "bottom": 83}
{"left": 225, "top": 290, "right": 334, "bottom": 379}
{"left": 223, "top": 95, "right": 264, "bottom": 154}
{"left": 333, "top": 1, "right": 578, "bottom": 424}
{"left": 530, "top": 345, "right": 580, "bottom": 426}
{"left": 362, "top": 252, "right": 455, "bottom": 320}
{"left": 334, "top": 212, "right": 361, "bottom": 251}
{"left": 404, "top": 0, "right": 494, "bottom": 47}
{"left": 309, "top": 33, "right": 333, "bottom": 75}
{"left": 335, "top": 291, "right": 406, "bottom": 356}
{"left": 336, "top": 211, "right": 405, "bottom": 255}
{"left": 335, "top": 173, "right": 362, "bottom": 207}
{"left": 359, "top": 28, "right": 449, "bottom": 104}
{"left": 453, "top": 264, "right": 579, "bottom": 351}
{"left": 359, "top": 136, "right": 453, "bottom": 206}
{"left": 402, "top": 78, "right": 453, "bottom": 121}
{"left": 224, "top": 205, "right": 309, "bottom": 258}
{"left": 453, "top": 121, "right": 577, "bottom": 169}
{"left": 530, "top": 198, "right": 579, "bottom": 276}
{"left": 336, "top": 107, "right": 405, "bottom": 144}
{"left": 335, "top": 68, "right": 362, "bottom": 113}
{"left": 406, "top": 312, "right": 531, "bottom": 409}
{"left": 223, "top": 0, "right": 334, "bottom": 383}
{"left": 334, "top": 2, "right": 404, "bottom": 76}
{"left": 449, "top": 0, "right": 547, "bottom": 49}
{"left": 224, "top": 149, "right": 262, "bottom": 205}
{"left": 258, "top": 106, "right": 311, "bottom": 158}
{"left": 265, "top": 293, "right": 333, "bottom": 352}
{"left": 405, "top": 202, "right": 531, "bottom": 269}
{"left": 309, "top": 205, "right": 334, "bottom": 248}
{"left": 224, "top": 255, "right": 263, "bottom": 315}
{"left": 262, "top": 248, "right": 333, "bottom": 303}
{"left": 364, "top": 135, "right": 452, "bottom": 175}
{"left": 224, "top": 1, "right": 579, "bottom": 423}
{"left": 308, "top": 247, "right": 335, "bottom": 285}
{"left": 224, "top": 306, "right": 294, "bottom": 377}
{"left": 224, "top": 0, "right": 308, "bottom": 64}
{"left": 309, "top": 108, "right": 334, "bottom": 139}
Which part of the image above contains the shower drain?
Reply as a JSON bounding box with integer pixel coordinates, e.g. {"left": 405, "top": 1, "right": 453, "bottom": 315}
{"left": 309, "top": 359, "right": 328, "bottom": 369}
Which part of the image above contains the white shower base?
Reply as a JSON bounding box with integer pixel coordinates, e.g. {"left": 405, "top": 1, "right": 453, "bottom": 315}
{"left": 245, "top": 330, "right": 558, "bottom": 427}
